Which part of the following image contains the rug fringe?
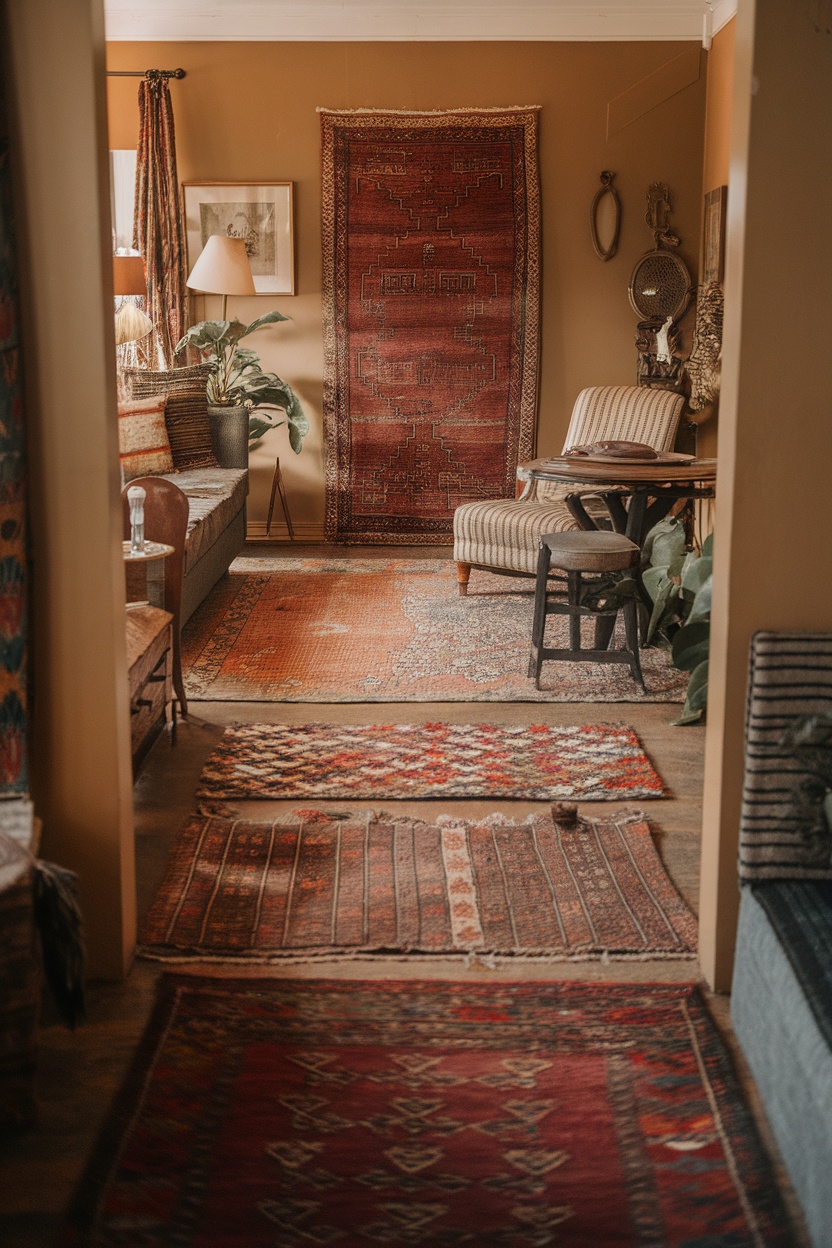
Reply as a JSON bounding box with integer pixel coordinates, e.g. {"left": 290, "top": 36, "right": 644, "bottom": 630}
{"left": 317, "top": 106, "right": 542, "bottom": 115}
{"left": 137, "top": 945, "right": 697, "bottom": 966}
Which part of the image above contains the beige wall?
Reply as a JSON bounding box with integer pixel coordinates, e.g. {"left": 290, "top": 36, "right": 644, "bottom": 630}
{"left": 4, "top": 0, "right": 136, "bottom": 977}
{"left": 696, "top": 17, "right": 736, "bottom": 461}
{"left": 700, "top": 0, "right": 832, "bottom": 988}
{"left": 106, "top": 41, "right": 707, "bottom": 537}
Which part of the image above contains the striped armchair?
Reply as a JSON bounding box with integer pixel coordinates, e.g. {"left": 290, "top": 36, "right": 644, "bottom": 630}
{"left": 453, "top": 385, "right": 686, "bottom": 594}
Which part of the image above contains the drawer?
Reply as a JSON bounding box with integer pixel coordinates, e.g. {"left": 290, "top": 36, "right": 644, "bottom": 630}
{"left": 130, "top": 650, "right": 169, "bottom": 756}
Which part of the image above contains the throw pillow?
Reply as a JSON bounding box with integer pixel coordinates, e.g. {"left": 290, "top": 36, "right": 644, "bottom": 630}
{"left": 123, "top": 362, "right": 219, "bottom": 470}
{"left": 118, "top": 396, "right": 175, "bottom": 482}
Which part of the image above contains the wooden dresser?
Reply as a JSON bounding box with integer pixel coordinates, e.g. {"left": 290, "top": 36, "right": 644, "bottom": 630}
{"left": 125, "top": 605, "right": 173, "bottom": 771}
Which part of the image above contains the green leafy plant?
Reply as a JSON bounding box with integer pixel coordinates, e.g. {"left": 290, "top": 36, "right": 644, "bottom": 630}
{"left": 175, "top": 313, "right": 309, "bottom": 452}
{"left": 641, "top": 517, "right": 713, "bottom": 725}
{"left": 779, "top": 713, "right": 832, "bottom": 866}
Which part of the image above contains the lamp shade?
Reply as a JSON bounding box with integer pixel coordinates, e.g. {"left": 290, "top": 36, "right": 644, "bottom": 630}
{"left": 113, "top": 254, "right": 147, "bottom": 297}
{"left": 186, "top": 235, "right": 256, "bottom": 296}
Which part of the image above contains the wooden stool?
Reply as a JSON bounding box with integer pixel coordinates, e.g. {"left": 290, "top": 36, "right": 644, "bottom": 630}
{"left": 528, "top": 531, "right": 645, "bottom": 691}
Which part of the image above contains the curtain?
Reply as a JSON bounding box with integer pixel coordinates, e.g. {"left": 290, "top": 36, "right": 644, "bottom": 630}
{"left": 133, "top": 77, "right": 188, "bottom": 370}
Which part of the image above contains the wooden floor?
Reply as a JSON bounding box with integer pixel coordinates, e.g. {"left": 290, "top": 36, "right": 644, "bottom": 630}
{"left": 0, "top": 545, "right": 810, "bottom": 1246}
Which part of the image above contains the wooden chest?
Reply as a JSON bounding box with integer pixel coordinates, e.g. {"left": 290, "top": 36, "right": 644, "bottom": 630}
{"left": 125, "top": 606, "right": 173, "bottom": 771}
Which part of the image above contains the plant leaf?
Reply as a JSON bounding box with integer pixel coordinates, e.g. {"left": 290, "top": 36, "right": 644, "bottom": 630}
{"left": 681, "top": 554, "right": 713, "bottom": 597}
{"left": 674, "top": 659, "right": 709, "bottom": 725}
{"left": 671, "top": 619, "right": 710, "bottom": 672}
{"left": 687, "top": 575, "right": 713, "bottom": 622}
{"left": 642, "top": 517, "right": 686, "bottom": 569}
{"left": 239, "top": 310, "right": 291, "bottom": 337}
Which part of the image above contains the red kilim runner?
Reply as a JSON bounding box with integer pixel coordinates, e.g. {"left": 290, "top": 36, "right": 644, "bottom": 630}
{"left": 197, "top": 721, "right": 665, "bottom": 803}
{"left": 321, "top": 108, "right": 540, "bottom": 543}
{"left": 61, "top": 977, "right": 797, "bottom": 1246}
{"left": 139, "top": 809, "right": 696, "bottom": 963}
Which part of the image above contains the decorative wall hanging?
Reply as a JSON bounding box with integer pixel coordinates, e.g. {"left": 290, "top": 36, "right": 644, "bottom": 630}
{"left": 685, "top": 281, "right": 724, "bottom": 414}
{"left": 320, "top": 107, "right": 541, "bottom": 544}
{"left": 0, "top": 112, "right": 29, "bottom": 795}
{"left": 702, "top": 185, "right": 727, "bottom": 286}
{"left": 629, "top": 182, "right": 693, "bottom": 392}
{"left": 183, "top": 183, "right": 295, "bottom": 297}
{"left": 589, "top": 171, "right": 621, "bottom": 260}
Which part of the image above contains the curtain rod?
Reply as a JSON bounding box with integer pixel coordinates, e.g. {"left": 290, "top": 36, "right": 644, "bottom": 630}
{"left": 107, "top": 68, "right": 186, "bottom": 80}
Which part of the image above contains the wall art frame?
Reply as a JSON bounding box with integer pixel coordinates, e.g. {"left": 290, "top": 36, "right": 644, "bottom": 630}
{"left": 702, "top": 185, "right": 727, "bottom": 286}
{"left": 182, "top": 181, "right": 295, "bottom": 296}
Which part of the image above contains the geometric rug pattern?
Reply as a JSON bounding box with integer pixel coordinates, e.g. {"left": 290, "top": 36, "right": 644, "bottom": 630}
{"left": 197, "top": 721, "right": 665, "bottom": 803}
{"left": 182, "top": 558, "right": 689, "bottom": 703}
{"left": 62, "top": 976, "right": 797, "bottom": 1246}
{"left": 139, "top": 809, "right": 697, "bottom": 963}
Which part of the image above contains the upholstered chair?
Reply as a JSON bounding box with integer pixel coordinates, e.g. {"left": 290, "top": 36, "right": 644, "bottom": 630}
{"left": 453, "top": 385, "right": 686, "bottom": 594}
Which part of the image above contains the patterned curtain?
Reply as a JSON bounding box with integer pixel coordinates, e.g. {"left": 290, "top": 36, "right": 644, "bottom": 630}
{"left": 133, "top": 77, "right": 187, "bottom": 370}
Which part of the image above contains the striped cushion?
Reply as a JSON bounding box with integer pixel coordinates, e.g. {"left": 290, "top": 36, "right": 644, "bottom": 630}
{"left": 453, "top": 496, "right": 582, "bottom": 575}
{"left": 739, "top": 631, "right": 832, "bottom": 881}
{"left": 117, "top": 396, "right": 174, "bottom": 482}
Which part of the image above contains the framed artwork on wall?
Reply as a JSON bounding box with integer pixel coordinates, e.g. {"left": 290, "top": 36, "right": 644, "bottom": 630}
{"left": 182, "top": 182, "right": 295, "bottom": 295}
{"left": 702, "top": 185, "right": 727, "bottom": 286}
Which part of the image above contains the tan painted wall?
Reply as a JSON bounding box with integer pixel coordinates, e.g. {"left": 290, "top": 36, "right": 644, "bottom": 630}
{"left": 3, "top": 0, "right": 136, "bottom": 977}
{"left": 696, "top": 17, "right": 736, "bottom": 461}
{"left": 703, "top": 19, "right": 736, "bottom": 195}
{"left": 699, "top": 0, "right": 832, "bottom": 989}
{"left": 106, "top": 41, "right": 707, "bottom": 538}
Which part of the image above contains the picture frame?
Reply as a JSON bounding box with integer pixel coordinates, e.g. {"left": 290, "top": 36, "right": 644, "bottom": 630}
{"left": 702, "top": 185, "right": 727, "bottom": 286}
{"left": 182, "top": 182, "right": 295, "bottom": 296}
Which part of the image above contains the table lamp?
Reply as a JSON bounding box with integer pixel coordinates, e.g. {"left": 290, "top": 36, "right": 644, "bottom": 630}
{"left": 113, "top": 254, "right": 153, "bottom": 345}
{"left": 185, "top": 234, "right": 255, "bottom": 320}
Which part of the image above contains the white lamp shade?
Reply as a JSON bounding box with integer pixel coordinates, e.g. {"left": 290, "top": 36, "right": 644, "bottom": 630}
{"left": 186, "top": 234, "right": 256, "bottom": 297}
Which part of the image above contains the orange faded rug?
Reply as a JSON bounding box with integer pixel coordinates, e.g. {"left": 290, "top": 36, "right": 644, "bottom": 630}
{"left": 182, "top": 558, "right": 688, "bottom": 703}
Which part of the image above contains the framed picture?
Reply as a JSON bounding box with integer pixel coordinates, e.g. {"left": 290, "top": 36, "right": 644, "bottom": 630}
{"left": 182, "top": 182, "right": 295, "bottom": 295}
{"left": 702, "top": 185, "right": 727, "bottom": 286}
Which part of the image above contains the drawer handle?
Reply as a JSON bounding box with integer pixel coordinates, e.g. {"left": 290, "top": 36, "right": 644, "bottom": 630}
{"left": 147, "top": 673, "right": 167, "bottom": 684}
{"left": 131, "top": 698, "right": 154, "bottom": 715}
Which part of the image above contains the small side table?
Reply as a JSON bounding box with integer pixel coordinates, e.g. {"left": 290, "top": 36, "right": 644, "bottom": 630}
{"left": 125, "top": 604, "right": 174, "bottom": 772}
{"left": 123, "top": 540, "right": 174, "bottom": 610}
{"left": 266, "top": 457, "right": 294, "bottom": 539}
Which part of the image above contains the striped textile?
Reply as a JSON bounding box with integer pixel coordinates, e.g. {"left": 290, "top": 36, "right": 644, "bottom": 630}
{"left": 750, "top": 879, "right": 832, "bottom": 1048}
{"left": 739, "top": 631, "right": 832, "bottom": 880}
{"left": 453, "top": 385, "right": 684, "bottom": 571}
{"left": 125, "top": 363, "right": 219, "bottom": 471}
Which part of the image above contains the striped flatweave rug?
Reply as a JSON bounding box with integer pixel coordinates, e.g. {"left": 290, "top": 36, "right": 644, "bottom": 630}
{"left": 139, "top": 809, "right": 697, "bottom": 963}
{"left": 197, "top": 721, "right": 665, "bottom": 804}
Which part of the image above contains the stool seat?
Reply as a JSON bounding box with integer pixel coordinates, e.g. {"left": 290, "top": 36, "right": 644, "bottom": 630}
{"left": 541, "top": 530, "right": 640, "bottom": 573}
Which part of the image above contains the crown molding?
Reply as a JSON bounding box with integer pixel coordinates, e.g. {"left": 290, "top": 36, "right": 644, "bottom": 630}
{"left": 105, "top": 2, "right": 717, "bottom": 43}
{"left": 712, "top": 0, "right": 738, "bottom": 36}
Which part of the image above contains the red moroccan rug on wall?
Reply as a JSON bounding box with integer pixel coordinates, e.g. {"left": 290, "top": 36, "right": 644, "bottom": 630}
{"left": 182, "top": 558, "right": 689, "bottom": 703}
{"left": 139, "top": 809, "right": 696, "bottom": 963}
{"left": 62, "top": 977, "right": 796, "bottom": 1246}
{"left": 320, "top": 108, "right": 540, "bottom": 543}
{"left": 197, "top": 722, "right": 665, "bottom": 803}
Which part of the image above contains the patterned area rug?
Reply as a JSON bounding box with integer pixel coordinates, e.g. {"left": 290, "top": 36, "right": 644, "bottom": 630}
{"left": 321, "top": 108, "right": 540, "bottom": 543}
{"left": 197, "top": 721, "right": 664, "bottom": 803}
{"left": 62, "top": 977, "right": 797, "bottom": 1247}
{"left": 139, "top": 809, "right": 696, "bottom": 963}
{"left": 182, "top": 558, "right": 689, "bottom": 702}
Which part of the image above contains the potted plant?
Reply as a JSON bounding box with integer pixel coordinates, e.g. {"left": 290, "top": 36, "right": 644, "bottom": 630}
{"left": 175, "top": 313, "right": 308, "bottom": 466}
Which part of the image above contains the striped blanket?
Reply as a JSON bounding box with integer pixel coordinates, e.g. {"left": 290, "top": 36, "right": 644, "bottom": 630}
{"left": 740, "top": 631, "right": 832, "bottom": 880}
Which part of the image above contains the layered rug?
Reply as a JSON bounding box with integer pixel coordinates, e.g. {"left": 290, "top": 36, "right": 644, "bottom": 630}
{"left": 62, "top": 977, "right": 797, "bottom": 1247}
{"left": 321, "top": 108, "right": 540, "bottom": 544}
{"left": 139, "top": 809, "right": 696, "bottom": 963}
{"left": 197, "top": 721, "right": 665, "bottom": 804}
{"left": 182, "top": 558, "right": 689, "bottom": 703}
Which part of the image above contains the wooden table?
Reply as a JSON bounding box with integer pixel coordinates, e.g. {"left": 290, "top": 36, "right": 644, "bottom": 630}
{"left": 517, "top": 454, "right": 717, "bottom": 546}
{"left": 125, "top": 604, "right": 174, "bottom": 773}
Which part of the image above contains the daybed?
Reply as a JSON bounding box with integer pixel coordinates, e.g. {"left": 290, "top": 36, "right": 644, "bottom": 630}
{"left": 731, "top": 631, "right": 832, "bottom": 1248}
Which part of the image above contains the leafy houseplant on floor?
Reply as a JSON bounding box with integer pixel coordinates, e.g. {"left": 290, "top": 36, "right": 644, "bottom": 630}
{"left": 175, "top": 313, "right": 308, "bottom": 466}
{"left": 642, "top": 517, "right": 712, "bottom": 725}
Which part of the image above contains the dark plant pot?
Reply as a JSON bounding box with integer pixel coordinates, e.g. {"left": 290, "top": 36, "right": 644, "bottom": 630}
{"left": 208, "top": 404, "right": 249, "bottom": 469}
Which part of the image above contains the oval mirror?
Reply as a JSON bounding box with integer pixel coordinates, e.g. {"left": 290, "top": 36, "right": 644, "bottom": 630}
{"left": 590, "top": 171, "right": 621, "bottom": 261}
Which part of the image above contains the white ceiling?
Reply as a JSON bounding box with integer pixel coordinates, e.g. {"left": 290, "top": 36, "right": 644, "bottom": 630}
{"left": 104, "top": 0, "right": 738, "bottom": 43}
